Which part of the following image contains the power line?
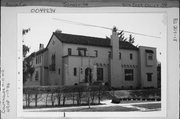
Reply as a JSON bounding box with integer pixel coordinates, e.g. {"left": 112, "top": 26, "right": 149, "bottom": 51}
{"left": 52, "top": 18, "right": 161, "bottom": 39}
{"left": 53, "top": 18, "right": 112, "bottom": 30}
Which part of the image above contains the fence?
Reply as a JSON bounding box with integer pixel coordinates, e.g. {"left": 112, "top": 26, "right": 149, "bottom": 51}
{"left": 23, "top": 85, "right": 109, "bottom": 108}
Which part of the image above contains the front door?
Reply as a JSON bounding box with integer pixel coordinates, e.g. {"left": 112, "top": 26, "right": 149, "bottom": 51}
{"left": 97, "top": 68, "right": 103, "bottom": 81}
{"left": 85, "top": 67, "right": 92, "bottom": 83}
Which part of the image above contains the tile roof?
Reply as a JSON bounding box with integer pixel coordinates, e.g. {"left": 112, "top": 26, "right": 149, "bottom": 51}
{"left": 119, "top": 41, "right": 138, "bottom": 50}
{"left": 35, "top": 48, "right": 47, "bottom": 55}
{"left": 25, "top": 48, "right": 47, "bottom": 60}
{"left": 53, "top": 32, "right": 111, "bottom": 47}
{"left": 52, "top": 32, "right": 138, "bottom": 50}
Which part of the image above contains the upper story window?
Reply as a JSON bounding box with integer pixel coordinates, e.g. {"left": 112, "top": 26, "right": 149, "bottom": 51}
{"left": 147, "top": 53, "right": 153, "bottom": 60}
{"left": 50, "top": 54, "right": 56, "bottom": 71}
{"left": 119, "top": 52, "right": 121, "bottom": 60}
{"left": 52, "top": 40, "right": 55, "bottom": 45}
{"left": 145, "top": 49, "right": 154, "bottom": 66}
{"left": 77, "top": 47, "right": 87, "bottom": 56}
{"left": 39, "top": 55, "right": 41, "bottom": 63}
{"left": 36, "top": 55, "right": 41, "bottom": 64}
{"left": 36, "top": 57, "right": 38, "bottom": 64}
{"left": 68, "top": 48, "right": 72, "bottom": 55}
{"left": 130, "top": 53, "right": 133, "bottom": 60}
{"left": 94, "top": 50, "right": 98, "bottom": 57}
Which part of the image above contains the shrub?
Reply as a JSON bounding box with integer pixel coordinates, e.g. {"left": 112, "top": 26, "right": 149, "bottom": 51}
{"left": 111, "top": 98, "right": 120, "bottom": 104}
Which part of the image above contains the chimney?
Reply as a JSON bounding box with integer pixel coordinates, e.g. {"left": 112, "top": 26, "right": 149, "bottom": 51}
{"left": 39, "top": 43, "right": 44, "bottom": 50}
{"left": 55, "top": 29, "right": 62, "bottom": 33}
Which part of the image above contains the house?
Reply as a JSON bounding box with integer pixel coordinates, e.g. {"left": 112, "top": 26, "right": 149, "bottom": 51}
{"left": 24, "top": 29, "right": 158, "bottom": 89}
{"left": 24, "top": 44, "right": 48, "bottom": 86}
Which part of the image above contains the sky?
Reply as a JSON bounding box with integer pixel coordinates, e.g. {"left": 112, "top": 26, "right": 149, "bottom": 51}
{"left": 18, "top": 13, "right": 167, "bottom": 62}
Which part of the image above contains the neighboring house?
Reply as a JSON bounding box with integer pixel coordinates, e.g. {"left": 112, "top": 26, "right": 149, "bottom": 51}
{"left": 24, "top": 44, "right": 48, "bottom": 86}
{"left": 24, "top": 29, "right": 158, "bottom": 89}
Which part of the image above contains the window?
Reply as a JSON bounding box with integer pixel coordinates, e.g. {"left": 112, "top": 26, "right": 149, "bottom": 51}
{"left": 124, "top": 69, "right": 133, "bottom": 81}
{"left": 97, "top": 68, "right": 103, "bottom": 81}
{"left": 35, "top": 71, "right": 39, "bottom": 81}
{"left": 119, "top": 52, "right": 121, "bottom": 60}
{"left": 36, "top": 57, "right": 38, "bottom": 64}
{"left": 147, "top": 73, "right": 153, "bottom": 81}
{"left": 146, "top": 52, "right": 154, "bottom": 66}
{"left": 52, "top": 40, "right": 55, "bottom": 45}
{"left": 36, "top": 55, "right": 41, "bottom": 64}
{"left": 50, "top": 54, "right": 56, "bottom": 71}
{"left": 74, "top": 68, "right": 77, "bottom": 76}
{"left": 130, "top": 53, "right": 133, "bottom": 60}
{"left": 77, "top": 48, "right": 87, "bottom": 56}
{"left": 94, "top": 50, "right": 98, "bottom": 57}
{"left": 148, "top": 53, "right": 153, "bottom": 60}
{"left": 39, "top": 55, "right": 41, "bottom": 63}
{"left": 58, "top": 68, "right": 60, "bottom": 75}
{"left": 68, "top": 48, "right": 72, "bottom": 55}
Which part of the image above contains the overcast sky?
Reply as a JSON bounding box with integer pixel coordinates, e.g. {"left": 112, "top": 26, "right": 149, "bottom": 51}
{"left": 18, "top": 13, "right": 167, "bottom": 62}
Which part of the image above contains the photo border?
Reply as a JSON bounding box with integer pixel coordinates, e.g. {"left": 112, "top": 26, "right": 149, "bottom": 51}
{"left": 1, "top": 6, "right": 179, "bottom": 119}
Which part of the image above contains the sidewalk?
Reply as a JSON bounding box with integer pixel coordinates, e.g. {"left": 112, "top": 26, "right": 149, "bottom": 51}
{"left": 24, "top": 100, "right": 161, "bottom": 112}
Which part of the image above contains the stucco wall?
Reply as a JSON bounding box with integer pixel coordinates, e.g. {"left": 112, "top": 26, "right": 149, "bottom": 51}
{"left": 63, "top": 43, "right": 110, "bottom": 63}
{"left": 62, "top": 43, "right": 111, "bottom": 85}
{"left": 47, "top": 35, "right": 63, "bottom": 86}
{"left": 63, "top": 56, "right": 95, "bottom": 85}
{"left": 110, "top": 31, "right": 139, "bottom": 89}
{"left": 111, "top": 49, "right": 139, "bottom": 89}
{"left": 139, "top": 46, "right": 158, "bottom": 88}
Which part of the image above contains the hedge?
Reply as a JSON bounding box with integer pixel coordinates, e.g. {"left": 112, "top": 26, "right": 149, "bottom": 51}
{"left": 23, "top": 85, "right": 108, "bottom": 108}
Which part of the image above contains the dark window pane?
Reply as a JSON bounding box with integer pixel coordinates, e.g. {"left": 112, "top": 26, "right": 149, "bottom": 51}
{"left": 74, "top": 68, "right": 77, "bottom": 76}
{"left": 147, "top": 73, "right": 153, "bottom": 81}
{"left": 94, "top": 50, "right": 98, "bottom": 57}
{"left": 68, "top": 48, "right": 72, "bottom": 55}
{"left": 124, "top": 69, "right": 133, "bottom": 81}
{"left": 97, "top": 68, "right": 103, "bottom": 81}
{"left": 35, "top": 71, "right": 39, "bottom": 81}
{"left": 58, "top": 68, "right": 60, "bottom": 75}
{"left": 119, "top": 52, "right": 121, "bottom": 60}
{"left": 148, "top": 53, "right": 153, "bottom": 60}
{"left": 130, "top": 53, "right": 133, "bottom": 60}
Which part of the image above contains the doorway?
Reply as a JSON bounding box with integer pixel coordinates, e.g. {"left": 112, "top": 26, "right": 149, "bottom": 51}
{"left": 85, "top": 67, "right": 92, "bottom": 83}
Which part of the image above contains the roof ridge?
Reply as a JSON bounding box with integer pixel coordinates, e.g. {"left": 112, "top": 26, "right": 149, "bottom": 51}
{"left": 53, "top": 32, "right": 108, "bottom": 40}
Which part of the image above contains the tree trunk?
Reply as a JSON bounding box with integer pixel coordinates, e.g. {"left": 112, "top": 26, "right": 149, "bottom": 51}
{"left": 72, "top": 93, "right": 74, "bottom": 105}
{"left": 35, "top": 94, "right": 38, "bottom": 107}
{"left": 63, "top": 96, "right": 66, "bottom": 106}
{"left": 58, "top": 94, "right": 61, "bottom": 106}
{"left": 98, "top": 90, "right": 101, "bottom": 104}
{"left": 51, "top": 93, "right": 54, "bottom": 106}
{"left": 28, "top": 94, "right": 30, "bottom": 107}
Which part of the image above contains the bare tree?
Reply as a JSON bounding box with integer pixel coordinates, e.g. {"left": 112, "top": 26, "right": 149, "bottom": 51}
{"left": 128, "top": 34, "right": 135, "bottom": 44}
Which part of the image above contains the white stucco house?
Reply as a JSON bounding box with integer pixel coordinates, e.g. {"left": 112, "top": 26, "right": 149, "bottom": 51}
{"left": 24, "top": 29, "right": 158, "bottom": 89}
